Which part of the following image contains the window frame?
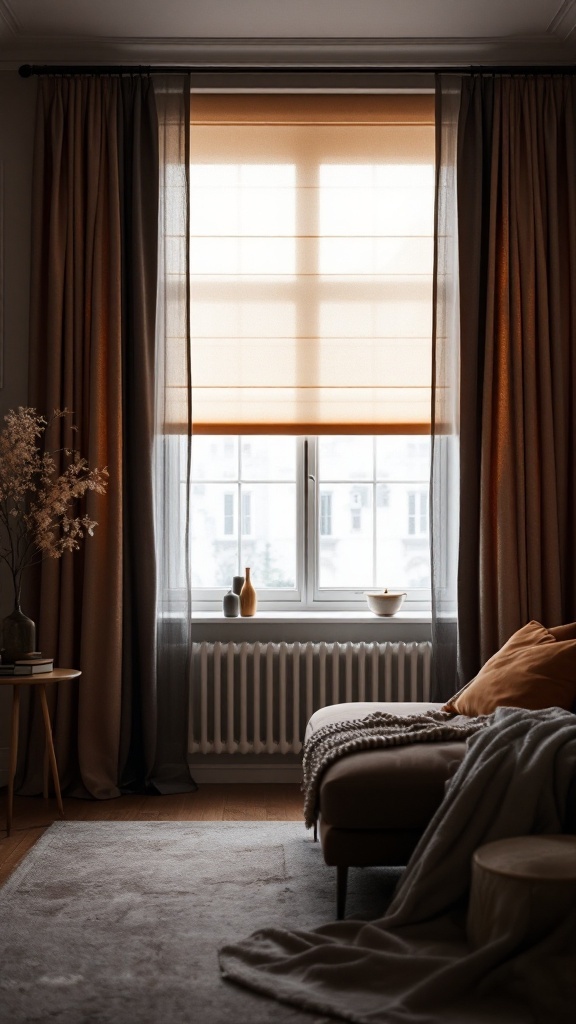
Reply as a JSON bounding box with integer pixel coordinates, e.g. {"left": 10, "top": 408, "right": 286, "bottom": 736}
{"left": 182, "top": 434, "right": 431, "bottom": 614}
{"left": 306, "top": 436, "right": 431, "bottom": 613}
{"left": 187, "top": 435, "right": 306, "bottom": 609}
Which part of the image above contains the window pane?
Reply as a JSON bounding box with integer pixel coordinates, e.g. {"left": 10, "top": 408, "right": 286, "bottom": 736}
{"left": 191, "top": 483, "right": 239, "bottom": 588}
{"left": 376, "top": 482, "right": 430, "bottom": 590}
{"left": 241, "top": 490, "right": 252, "bottom": 536}
{"left": 376, "top": 436, "right": 430, "bottom": 481}
{"left": 190, "top": 436, "right": 298, "bottom": 593}
{"left": 240, "top": 436, "right": 296, "bottom": 481}
{"left": 318, "top": 435, "right": 373, "bottom": 481}
{"left": 190, "top": 299, "right": 296, "bottom": 340}
{"left": 318, "top": 483, "right": 373, "bottom": 587}
{"left": 320, "top": 492, "right": 333, "bottom": 536}
{"left": 190, "top": 237, "right": 295, "bottom": 276}
{"left": 317, "top": 436, "right": 431, "bottom": 595}
{"left": 240, "top": 483, "right": 296, "bottom": 588}
{"left": 191, "top": 436, "right": 238, "bottom": 481}
{"left": 190, "top": 162, "right": 296, "bottom": 275}
{"left": 224, "top": 491, "right": 235, "bottom": 535}
{"left": 319, "top": 164, "right": 435, "bottom": 274}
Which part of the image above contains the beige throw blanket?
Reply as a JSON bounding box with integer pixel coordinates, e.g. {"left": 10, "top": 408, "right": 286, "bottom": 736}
{"left": 220, "top": 707, "right": 576, "bottom": 1023}
{"left": 301, "top": 708, "right": 488, "bottom": 828}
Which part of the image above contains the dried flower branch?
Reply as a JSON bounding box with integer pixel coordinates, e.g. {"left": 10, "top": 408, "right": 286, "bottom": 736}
{"left": 0, "top": 407, "right": 108, "bottom": 606}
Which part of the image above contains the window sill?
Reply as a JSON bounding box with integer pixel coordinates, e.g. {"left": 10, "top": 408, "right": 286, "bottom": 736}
{"left": 191, "top": 610, "right": 431, "bottom": 625}
{"left": 189, "top": 609, "right": 432, "bottom": 643}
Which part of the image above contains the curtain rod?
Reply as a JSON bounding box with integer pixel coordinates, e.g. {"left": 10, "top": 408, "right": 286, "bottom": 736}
{"left": 18, "top": 63, "right": 576, "bottom": 78}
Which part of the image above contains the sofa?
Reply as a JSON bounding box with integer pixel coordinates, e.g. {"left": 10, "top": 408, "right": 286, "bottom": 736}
{"left": 305, "top": 620, "right": 576, "bottom": 918}
{"left": 304, "top": 701, "right": 466, "bottom": 918}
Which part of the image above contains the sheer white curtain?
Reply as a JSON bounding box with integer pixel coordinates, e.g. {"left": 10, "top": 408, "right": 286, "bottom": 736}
{"left": 431, "top": 75, "right": 461, "bottom": 699}
{"left": 153, "top": 76, "right": 196, "bottom": 790}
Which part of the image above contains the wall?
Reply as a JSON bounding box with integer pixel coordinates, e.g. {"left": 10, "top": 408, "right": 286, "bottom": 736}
{"left": 0, "top": 71, "right": 36, "bottom": 782}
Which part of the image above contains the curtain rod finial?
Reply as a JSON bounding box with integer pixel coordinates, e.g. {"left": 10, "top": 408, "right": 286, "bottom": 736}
{"left": 19, "top": 65, "right": 33, "bottom": 78}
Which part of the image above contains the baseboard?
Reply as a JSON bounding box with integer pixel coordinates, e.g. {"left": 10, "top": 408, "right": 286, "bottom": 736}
{"left": 0, "top": 751, "right": 302, "bottom": 787}
{"left": 0, "top": 746, "right": 8, "bottom": 787}
{"left": 189, "top": 762, "right": 303, "bottom": 784}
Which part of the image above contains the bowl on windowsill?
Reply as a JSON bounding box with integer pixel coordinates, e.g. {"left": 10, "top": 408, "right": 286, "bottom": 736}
{"left": 365, "top": 590, "right": 407, "bottom": 617}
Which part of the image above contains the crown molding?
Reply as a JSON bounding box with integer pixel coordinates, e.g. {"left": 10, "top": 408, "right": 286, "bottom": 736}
{"left": 3, "top": 32, "right": 576, "bottom": 69}
{"left": 548, "top": 0, "right": 576, "bottom": 40}
{"left": 0, "top": 0, "right": 19, "bottom": 37}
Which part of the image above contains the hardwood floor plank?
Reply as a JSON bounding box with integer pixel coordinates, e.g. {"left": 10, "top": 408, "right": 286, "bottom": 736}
{"left": 0, "top": 830, "right": 43, "bottom": 886}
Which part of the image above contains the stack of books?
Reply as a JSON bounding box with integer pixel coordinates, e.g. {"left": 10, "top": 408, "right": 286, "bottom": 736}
{"left": 0, "top": 654, "right": 54, "bottom": 676}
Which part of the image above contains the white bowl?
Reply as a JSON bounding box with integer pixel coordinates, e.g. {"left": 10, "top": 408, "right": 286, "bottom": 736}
{"left": 365, "top": 591, "right": 406, "bottom": 616}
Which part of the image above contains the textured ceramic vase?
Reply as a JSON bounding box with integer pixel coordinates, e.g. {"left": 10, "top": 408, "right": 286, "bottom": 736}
{"left": 222, "top": 590, "right": 240, "bottom": 617}
{"left": 1, "top": 603, "right": 36, "bottom": 663}
{"left": 240, "top": 567, "right": 257, "bottom": 617}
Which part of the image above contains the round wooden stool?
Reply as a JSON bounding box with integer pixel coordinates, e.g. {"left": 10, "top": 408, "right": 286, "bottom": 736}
{"left": 467, "top": 835, "right": 576, "bottom": 949}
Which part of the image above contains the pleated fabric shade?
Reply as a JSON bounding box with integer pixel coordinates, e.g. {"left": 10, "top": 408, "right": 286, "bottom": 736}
{"left": 164, "top": 93, "right": 435, "bottom": 434}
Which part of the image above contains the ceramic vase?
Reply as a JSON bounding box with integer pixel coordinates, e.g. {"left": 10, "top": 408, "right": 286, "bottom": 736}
{"left": 240, "top": 567, "right": 257, "bottom": 617}
{"left": 222, "top": 590, "right": 240, "bottom": 617}
{"left": 232, "top": 575, "right": 244, "bottom": 596}
{"left": 1, "top": 603, "right": 36, "bottom": 663}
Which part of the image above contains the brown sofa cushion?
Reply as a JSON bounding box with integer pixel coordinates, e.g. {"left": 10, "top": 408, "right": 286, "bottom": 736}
{"left": 443, "top": 620, "right": 576, "bottom": 717}
{"left": 319, "top": 741, "right": 465, "bottom": 830}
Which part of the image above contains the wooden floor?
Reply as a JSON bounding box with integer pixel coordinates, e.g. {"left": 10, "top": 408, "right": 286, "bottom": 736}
{"left": 0, "top": 785, "right": 303, "bottom": 887}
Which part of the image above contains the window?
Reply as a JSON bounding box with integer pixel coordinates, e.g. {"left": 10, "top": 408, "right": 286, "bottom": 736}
{"left": 405, "top": 491, "right": 428, "bottom": 540}
{"left": 166, "top": 93, "right": 435, "bottom": 612}
{"left": 223, "top": 492, "right": 235, "bottom": 536}
{"left": 188, "top": 435, "right": 298, "bottom": 592}
{"left": 178, "top": 432, "right": 431, "bottom": 607}
{"left": 241, "top": 491, "right": 252, "bottom": 537}
{"left": 407, "top": 489, "right": 429, "bottom": 537}
{"left": 320, "top": 492, "right": 333, "bottom": 536}
{"left": 315, "top": 435, "right": 431, "bottom": 593}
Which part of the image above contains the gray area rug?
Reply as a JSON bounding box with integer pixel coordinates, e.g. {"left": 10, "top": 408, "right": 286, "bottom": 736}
{"left": 0, "top": 820, "right": 400, "bottom": 1024}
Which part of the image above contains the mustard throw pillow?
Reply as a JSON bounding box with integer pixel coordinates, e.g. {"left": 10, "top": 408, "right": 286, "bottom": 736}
{"left": 443, "top": 620, "right": 576, "bottom": 716}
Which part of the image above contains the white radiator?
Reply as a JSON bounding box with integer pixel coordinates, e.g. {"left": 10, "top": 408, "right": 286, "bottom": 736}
{"left": 188, "top": 641, "right": 432, "bottom": 756}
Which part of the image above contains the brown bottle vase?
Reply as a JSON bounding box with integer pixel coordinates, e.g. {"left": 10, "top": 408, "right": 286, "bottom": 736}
{"left": 240, "top": 567, "right": 257, "bottom": 617}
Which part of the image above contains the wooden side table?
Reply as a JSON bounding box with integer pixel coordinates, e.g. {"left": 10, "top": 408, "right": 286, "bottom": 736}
{"left": 0, "top": 669, "right": 81, "bottom": 837}
{"left": 467, "top": 835, "right": 576, "bottom": 949}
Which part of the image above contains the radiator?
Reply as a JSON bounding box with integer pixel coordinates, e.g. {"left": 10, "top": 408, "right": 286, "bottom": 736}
{"left": 188, "top": 641, "right": 432, "bottom": 756}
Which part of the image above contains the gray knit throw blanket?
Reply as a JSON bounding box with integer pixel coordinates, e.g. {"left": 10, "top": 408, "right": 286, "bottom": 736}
{"left": 301, "top": 709, "right": 489, "bottom": 829}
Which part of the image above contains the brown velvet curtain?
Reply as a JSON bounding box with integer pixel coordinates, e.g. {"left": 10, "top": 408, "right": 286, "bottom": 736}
{"left": 457, "top": 75, "right": 576, "bottom": 684}
{"left": 26, "top": 75, "right": 159, "bottom": 798}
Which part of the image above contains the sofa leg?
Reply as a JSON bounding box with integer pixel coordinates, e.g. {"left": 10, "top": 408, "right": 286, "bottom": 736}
{"left": 336, "top": 865, "right": 348, "bottom": 920}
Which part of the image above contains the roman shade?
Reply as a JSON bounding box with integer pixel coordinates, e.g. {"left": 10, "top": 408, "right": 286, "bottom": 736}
{"left": 164, "top": 93, "right": 435, "bottom": 433}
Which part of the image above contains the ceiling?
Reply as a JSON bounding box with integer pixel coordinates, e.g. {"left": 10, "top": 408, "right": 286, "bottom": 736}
{"left": 1, "top": 0, "right": 575, "bottom": 69}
